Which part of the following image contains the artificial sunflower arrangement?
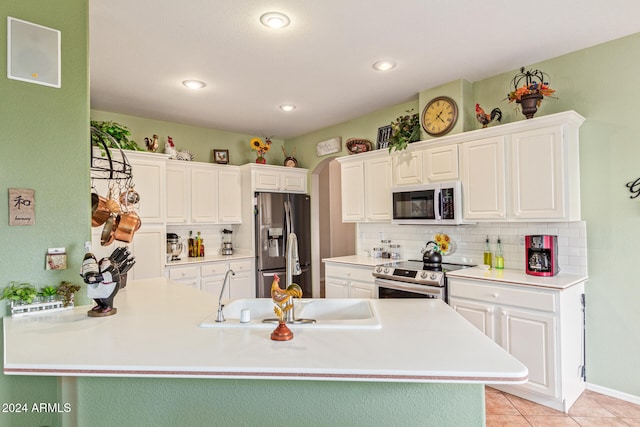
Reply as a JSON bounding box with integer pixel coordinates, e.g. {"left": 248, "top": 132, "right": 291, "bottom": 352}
{"left": 434, "top": 233, "right": 452, "bottom": 255}
{"left": 249, "top": 137, "right": 272, "bottom": 163}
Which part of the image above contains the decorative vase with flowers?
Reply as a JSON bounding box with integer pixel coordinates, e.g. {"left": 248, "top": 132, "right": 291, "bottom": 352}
{"left": 507, "top": 67, "right": 556, "bottom": 119}
{"left": 250, "top": 137, "right": 272, "bottom": 164}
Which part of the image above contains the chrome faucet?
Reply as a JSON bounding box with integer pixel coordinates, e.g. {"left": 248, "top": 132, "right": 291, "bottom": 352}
{"left": 215, "top": 269, "right": 235, "bottom": 322}
{"left": 285, "top": 232, "right": 302, "bottom": 322}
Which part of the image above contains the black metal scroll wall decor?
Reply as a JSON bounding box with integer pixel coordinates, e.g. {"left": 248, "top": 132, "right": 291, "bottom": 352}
{"left": 626, "top": 177, "right": 640, "bottom": 198}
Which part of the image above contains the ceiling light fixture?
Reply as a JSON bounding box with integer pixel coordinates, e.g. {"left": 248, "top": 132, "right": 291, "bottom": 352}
{"left": 182, "top": 80, "right": 206, "bottom": 89}
{"left": 279, "top": 104, "right": 296, "bottom": 112}
{"left": 373, "top": 60, "right": 397, "bottom": 71}
{"left": 260, "top": 12, "right": 290, "bottom": 29}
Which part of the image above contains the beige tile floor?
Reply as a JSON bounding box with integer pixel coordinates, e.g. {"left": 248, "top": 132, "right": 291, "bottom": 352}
{"left": 486, "top": 387, "right": 640, "bottom": 426}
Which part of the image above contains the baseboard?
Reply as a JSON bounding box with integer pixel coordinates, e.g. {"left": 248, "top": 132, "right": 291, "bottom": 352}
{"left": 586, "top": 382, "right": 640, "bottom": 405}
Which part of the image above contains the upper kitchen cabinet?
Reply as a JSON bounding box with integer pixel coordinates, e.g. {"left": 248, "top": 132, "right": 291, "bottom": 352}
{"left": 459, "top": 111, "right": 585, "bottom": 222}
{"left": 338, "top": 151, "right": 392, "bottom": 222}
{"left": 166, "top": 161, "right": 242, "bottom": 225}
{"left": 393, "top": 144, "right": 459, "bottom": 186}
{"left": 121, "top": 151, "right": 168, "bottom": 224}
{"left": 242, "top": 163, "right": 308, "bottom": 193}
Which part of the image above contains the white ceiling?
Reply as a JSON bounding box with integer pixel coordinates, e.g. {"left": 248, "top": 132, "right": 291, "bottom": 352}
{"left": 89, "top": 0, "right": 640, "bottom": 140}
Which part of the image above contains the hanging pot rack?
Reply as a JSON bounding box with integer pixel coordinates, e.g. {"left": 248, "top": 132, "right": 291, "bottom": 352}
{"left": 90, "top": 126, "right": 133, "bottom": 184}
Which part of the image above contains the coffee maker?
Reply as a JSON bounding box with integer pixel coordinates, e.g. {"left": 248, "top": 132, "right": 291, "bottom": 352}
{"left": 525, "top": 235, "right": 558, "bottom": 276}
{"left": 221, "top": 229, "right": 233, "bottom": 255}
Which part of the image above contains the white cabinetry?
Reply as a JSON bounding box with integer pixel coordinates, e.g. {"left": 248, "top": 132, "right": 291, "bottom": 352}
{"left": 459, "top": 136, "right": 507, "bottom": 220}
{"left": 324, "top": 263, "right": 377, "bottom": 298}
{"left": 338, "top": 153, "right": 392, "bottom": 222}
{"left": 393, "top": 144, "right": 459, "bottom": 186}
{"left": 245, "top": 163, "right": 307, "bottom": 193}
{"left": 448, "top": 277, "right": 585, "bottom": 412}
{"left": 166, "top": 161, "right": 242, "bottom": 225}
{"left": 126, "top": 152, "right": 167, "bottom": 224}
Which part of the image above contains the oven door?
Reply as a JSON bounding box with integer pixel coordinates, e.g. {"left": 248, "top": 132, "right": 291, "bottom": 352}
{"left": 375, "top": 278, "right": 444, "bottom": 299}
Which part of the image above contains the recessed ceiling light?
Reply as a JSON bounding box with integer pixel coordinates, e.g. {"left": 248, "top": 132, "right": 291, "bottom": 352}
{"left": 182, "top": 80, "right": 206, "bottom": 89}
{"left": 260, "top": 12, "right": 290, "bottom": 29}
{"left": 373, "top": 60, "right": 397, "bottom": 71}
{"left": 279, "top": 104, "right": 296, "bottom": 112}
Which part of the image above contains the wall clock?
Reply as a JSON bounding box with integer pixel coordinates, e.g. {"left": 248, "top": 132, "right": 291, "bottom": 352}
{"left": 421, "top": 96, "right": 458, "bottom": 136}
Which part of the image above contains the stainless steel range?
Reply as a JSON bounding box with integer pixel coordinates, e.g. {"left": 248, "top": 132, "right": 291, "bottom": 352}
{"left": 373, "top": 260, "right": 473, "bottom": 300}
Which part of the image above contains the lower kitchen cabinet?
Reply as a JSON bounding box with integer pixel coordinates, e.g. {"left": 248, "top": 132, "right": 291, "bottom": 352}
{"left": 166, "top": 258, "right": 255, "bottom": 302}
{"left": 448, "top": 277, "right": 585, "bottom": 412}
{"left": 324, "top": 263, "right": 377, "bottom": 298}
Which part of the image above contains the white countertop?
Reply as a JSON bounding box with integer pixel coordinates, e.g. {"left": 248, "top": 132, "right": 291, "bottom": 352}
{"left": 446, "top": 267, "right": 588, "bottom": 290}
{"left": 165, "top": 251, "right": 253, "bottom": 266}
{"left": 322, "top": 255, "right": 391, "bottom": 266}
{"left": 3, "top": 278, "right": 527, "bottom": 384}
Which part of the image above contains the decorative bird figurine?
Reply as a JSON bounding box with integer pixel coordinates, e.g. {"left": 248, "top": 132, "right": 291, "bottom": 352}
{"left": 164, "top": 136, "right": 177, "bottom": 159}
{"left": 475, "top": 104, "right": 502, "bottom": 128}
{"left": 270, "top": 274, "right": 303, "bottom": 322}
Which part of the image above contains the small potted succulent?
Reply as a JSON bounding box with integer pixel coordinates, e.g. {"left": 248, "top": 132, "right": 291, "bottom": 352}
{"left": 1, "top": 282, "right": 38, "bottom": 305}
{"left": 41, "top": 285, "right": 59, "bottom": 302}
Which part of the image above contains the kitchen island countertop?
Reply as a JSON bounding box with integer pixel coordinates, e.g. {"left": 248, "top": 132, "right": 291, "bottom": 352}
{"left": 4, "top": 278, "right": 527, "bottom": 384}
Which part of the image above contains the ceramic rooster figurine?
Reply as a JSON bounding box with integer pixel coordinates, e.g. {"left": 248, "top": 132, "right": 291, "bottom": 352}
{"left": 270, "top": 274, "right": 303, "bottom": 322}
{"left": 164, "top": 136, "right": 177, "bottom": 159}
{"left": 475, "top": 104, "right": 502, "bottom": 128}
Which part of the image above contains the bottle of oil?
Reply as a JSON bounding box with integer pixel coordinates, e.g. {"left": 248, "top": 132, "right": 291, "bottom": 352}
{"left": 483, "top": 236, "right": 493, "bottom": 267}
{"left": 495, "top": 237, "right": 504, "bottom": 269}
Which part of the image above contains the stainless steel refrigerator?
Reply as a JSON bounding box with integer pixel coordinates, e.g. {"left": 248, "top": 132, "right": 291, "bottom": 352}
{"left": 255, "top": 192, "right": 311, "bottom": 298}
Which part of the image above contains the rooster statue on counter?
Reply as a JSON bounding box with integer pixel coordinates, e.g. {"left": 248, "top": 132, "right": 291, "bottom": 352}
{"left": 80, "top": 245, "right": 135, "bottom": 317}
{"left": 475, "top": 104, "right": 502, "bottom": 128}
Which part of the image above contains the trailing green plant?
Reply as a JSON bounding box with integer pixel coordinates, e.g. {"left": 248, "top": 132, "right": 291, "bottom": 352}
{"left": 388, "top": 109, "right": 420, "bottom": 152}
{"left": 1, "top": 282, "right": 38, "bottom": 304}
{"left": 41, "top": 285, "right": 58, "bottom": 298}
{"left": 57, "top": 281, "right": 81, "bottom": 307}
{"left": 90, "top": 120, "right": 144, "bottom": 151}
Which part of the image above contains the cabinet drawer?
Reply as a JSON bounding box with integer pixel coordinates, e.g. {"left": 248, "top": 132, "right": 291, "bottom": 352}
{"left": 448, "top": 279, "right": 557, "bottom": 312}
{"left": 229, "top": 260, "right": 252, "bottom": 273}
{"left": 200, "top": 262, "right": 228, "bottom": 277}
{"left": 168, "top": 266, "right": 199, "bottom": 280}
{"left": 325, "top": 264, "right": 374, "bottom": 283}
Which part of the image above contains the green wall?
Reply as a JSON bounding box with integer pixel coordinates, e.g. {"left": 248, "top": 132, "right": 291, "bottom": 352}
{"left": 0, "top": 1, "right": 89, "bottom": 426}
{"left": 90, "top": 109, "right": 285, "bottom": 167}
{"left": 287, "top": 34, "right": 640, "bottom": 398}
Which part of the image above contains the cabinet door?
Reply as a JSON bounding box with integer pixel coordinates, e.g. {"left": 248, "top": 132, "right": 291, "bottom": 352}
{"left": 254, "top": 169, "right": 281, "bottom": 191}
{"left": 349, "top": 281, "right": 377, "bottom": 299}
{"left": 166, "top": 163, "right": 190, "bottom": 224}
{"left": 128, "top": 225, "right": 164, "bottom": 280}
{"left": 281, "top": 170, "right": 307, "bottom": 193}
{"left": 218, "top": 168, "right": 242, "bottom": 223}
{"left": 393, "top": 151, "right": 423, "bottom": 186}
{"left": 201, "top": 275, "right": 226, "bottom": 301}
{"left": 448, "top": 297, "right": 497, "bottom": 340}
{"left": 424, "top": 144, "right": 459, "bottom": 182}
{"left": 325, "top": 279, "right": 349, "bottom": 298}
{"left": 340, "top": 161, "right": 366, "bottom": 222}
{"left": 128, "top": 155, "right": 166, "bottom": 223}
{"left": 365, "top": 156, "right": 392, "bottom": 221}
{"left": 229, "top": 260, "right": 255, "bottom": 299}
{"left": 510, "top": 126, "right": 565, "bottom": 219}
{"left": 460, "top": 136, "right": 506, "bottom": 220}
{"left": 191, "top": 166, "right": 219, "bottom": 223}
{"left": 500, "top": 307, "right": 558, "bottom": 398}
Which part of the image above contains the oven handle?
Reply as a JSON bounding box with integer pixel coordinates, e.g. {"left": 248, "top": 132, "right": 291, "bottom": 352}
{"left": 374, "top": 278, "right": 443, "bottom": 296}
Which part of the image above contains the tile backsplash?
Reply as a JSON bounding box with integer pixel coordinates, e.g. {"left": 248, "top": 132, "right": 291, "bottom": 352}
{"left": 357, "top": 221, "right": 587, "bottom": 275}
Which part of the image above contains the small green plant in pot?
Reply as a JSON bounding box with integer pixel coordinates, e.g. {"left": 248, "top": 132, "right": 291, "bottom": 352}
{"left": 1, "top": 282, "right": 38, "bottom": 305}
{"left": 90, "top": 120, "right": 144, "bottom": 151}
{"left": 41, "top": 285, "right": 58, "bottom": 301}
{"left": 57, "top": 281, "right": 81, "bottom": 307}
{"left": 387, "top": 109, "right": 420, "bottom": 152}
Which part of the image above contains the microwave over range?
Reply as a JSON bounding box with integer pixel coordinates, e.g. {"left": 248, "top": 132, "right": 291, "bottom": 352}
{"left": 391, "top": 181, "right": 464, "bottom": 225}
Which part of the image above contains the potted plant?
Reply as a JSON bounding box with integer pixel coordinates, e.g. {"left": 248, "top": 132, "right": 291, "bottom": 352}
{"left": 387, "top": 109, "right": 420, "bottom": 152}
{"left": 41, "top": 285, "right": 58, "bottom": 302}
{"left": 507, "top": 67, "right": 556, "bottom": 119}
{"left": 57, "top": 281, "right": 81, "bottom": 308}
{"left": 1, "top": 282, "right": 38, "bottom": 305}
{"left": 90, "top": 120, "right": 144, "bottom": 151}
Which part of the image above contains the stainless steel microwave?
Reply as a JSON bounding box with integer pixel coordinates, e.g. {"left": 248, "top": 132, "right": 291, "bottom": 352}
{"left": 391, "top": 181, "right": 463, "bottom": 225}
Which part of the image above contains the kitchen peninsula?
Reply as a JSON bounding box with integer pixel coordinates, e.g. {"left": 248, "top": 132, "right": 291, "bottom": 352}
{"left": 4, "top": 278, "right": 527, "bottom": 426}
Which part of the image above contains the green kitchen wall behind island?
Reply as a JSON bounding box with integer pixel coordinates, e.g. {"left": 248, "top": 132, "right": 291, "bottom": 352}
{"left": 287, "top": 33, "right": 640, "bottom": 400}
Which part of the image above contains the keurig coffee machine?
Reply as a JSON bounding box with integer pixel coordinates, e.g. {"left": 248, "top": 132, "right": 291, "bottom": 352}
{"left": 525, "top": 235, "right": 558, "bottom": 276}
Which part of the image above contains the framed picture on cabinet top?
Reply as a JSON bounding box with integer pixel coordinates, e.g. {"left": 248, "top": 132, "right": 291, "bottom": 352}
{"left": 213, "top": 149, "right": 229, "bottom": 164}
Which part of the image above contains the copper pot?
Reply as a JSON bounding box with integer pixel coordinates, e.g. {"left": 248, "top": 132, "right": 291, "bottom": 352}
{"left": 114, "top": 212, "right": 141, "bottom": 243}
{"left": 92, "top": 192, "right": 111, "bottom": 227}
{"left": 119, "top": 186, "right": 140, "bottom": 207}
{"left": 100, "top": 214, "right": 116, "bottom": 246}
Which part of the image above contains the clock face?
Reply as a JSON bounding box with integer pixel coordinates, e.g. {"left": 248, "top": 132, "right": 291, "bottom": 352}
{"left": 421, "top": 96, "right": 458, "bottom": 136}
